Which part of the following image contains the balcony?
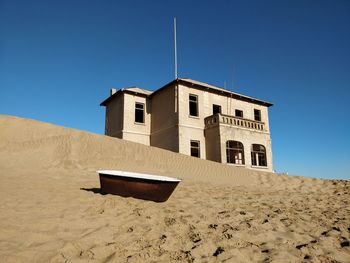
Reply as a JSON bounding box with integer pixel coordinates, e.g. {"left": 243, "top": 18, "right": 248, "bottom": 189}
{"left": 204, "top": 113, "right": 266, "bottom": 131}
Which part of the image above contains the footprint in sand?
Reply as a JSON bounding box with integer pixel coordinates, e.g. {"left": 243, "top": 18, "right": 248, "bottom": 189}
{"left": 340, "top": 237, "right": 349, "bottom": 248}
{"left": 164, "top": 217, "right": 176, "bottom": 226}
{"left": 208, "top": 223, "right": 218, "bottom": 229}
{"left": 295, "top": 243, "right": 308, "bottom": 249}
{"left": 213, "top": 246, "right": 224, "bottom": 256}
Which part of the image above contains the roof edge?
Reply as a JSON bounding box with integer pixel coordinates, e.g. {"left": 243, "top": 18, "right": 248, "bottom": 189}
{"left": 149, "top": 79, "right": 178, "bottom": 98}
{"left": 101, "top": 78, "right": 273, "bottom": 107}
{"left": 100, "top": 88, "right": 152, "bottom": 106}
{"left": 178, "top": 78, "right": 273, "bottom": 107}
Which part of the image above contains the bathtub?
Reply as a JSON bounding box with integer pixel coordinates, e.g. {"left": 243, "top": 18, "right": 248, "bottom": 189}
{"left": 97, "top": 170, "right": 181, "bottom": 202}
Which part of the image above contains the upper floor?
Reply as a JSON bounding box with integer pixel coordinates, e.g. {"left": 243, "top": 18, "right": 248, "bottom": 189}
{"left": 100, "top": 78, "right": 273, "bottom": 138}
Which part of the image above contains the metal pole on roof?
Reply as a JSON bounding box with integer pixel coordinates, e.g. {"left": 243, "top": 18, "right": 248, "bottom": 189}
{"left": 174, "top": 17, "right": 178, "bottom": 79}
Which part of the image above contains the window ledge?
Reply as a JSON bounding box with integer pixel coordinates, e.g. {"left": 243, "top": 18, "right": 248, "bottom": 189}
{"left": 251, "top": 165, "right": 268, "bottom": 169}
{"left": 227, "top": 163, "right": 246, "bottom": 167}
{"left": 189, "top": 115, "right": 200, "bottom": 119}
{"left": 134, "top": 122, "right": 146, "bottom": 126}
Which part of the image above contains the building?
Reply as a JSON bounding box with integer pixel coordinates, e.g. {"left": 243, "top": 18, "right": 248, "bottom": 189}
{"left": 100, "top": 78, "right": 273, "bottom": 172}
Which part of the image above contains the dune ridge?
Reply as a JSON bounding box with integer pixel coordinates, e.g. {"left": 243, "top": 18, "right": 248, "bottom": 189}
{"left": 0, "top": 115, "right": 349, "bottom": 262}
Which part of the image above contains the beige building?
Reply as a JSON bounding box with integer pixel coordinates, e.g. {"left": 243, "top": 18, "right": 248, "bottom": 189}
{"left": 100, "top": 78, "right": 274, "bottom": 172}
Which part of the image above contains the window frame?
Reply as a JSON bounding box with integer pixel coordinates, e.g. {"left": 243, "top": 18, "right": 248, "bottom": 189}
{"left": 134, "top": 102, "right": 145, "bottom": 124}
{"left": 251, "top": 144, "right": 267, "bottom": 167}
{"left": 226, "top": 140, "right": 245, "bottom": 165}
{"left": 212, "top": 104, "right": 221, "bottom": 115}
{"left": 235, "top": 109, "right": 243, "bottom": 118}
{"left": 190, "top": 140, "right": 200, "bottom": 158}
{"left": 189, "top": 94, "right": 199, "bottom": 117}
{"left": 254, "top": 109, "right": 261, "bottom": 122}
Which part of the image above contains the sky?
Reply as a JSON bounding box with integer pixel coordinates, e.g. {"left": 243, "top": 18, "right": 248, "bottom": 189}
{"left": 1, "top": 0, "right": 349, "bottom": 180}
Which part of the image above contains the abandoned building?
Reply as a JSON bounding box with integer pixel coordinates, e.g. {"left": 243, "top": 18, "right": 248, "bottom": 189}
{"left": 100, "top": 78, "right": 273, "bottom": 172}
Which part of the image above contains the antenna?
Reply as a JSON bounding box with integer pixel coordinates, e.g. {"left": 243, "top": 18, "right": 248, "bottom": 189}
{"left": 174, "top": 17, "right": 178, "bottom": 79}
{"left": 231, "top": 65, "right": 235, "bottom": 91}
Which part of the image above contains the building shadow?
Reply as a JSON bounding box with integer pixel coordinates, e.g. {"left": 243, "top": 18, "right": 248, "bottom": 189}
{"left": 80, "top": 187, "right": 107, "bottom": 195}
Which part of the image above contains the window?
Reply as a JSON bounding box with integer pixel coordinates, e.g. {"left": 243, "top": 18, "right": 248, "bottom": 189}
{"left": 189, "top": 94, "right": 198, "bottom": 117}
{"left": 135, "top": 102, "right": 145, "bottom": 123}
{"left": 251, "top": 144, "right": 267, "bottom": 167}
{"left": 254, "top": 109, "right": 261, "bottom": 121}
{"left": 190, "top": 140, "right": 200, "bottom": 158}
{"left": 213, "top": 104, "right": 221, "bottom": 115}
{"left": 235, "top": 109, "right": 243, "bottom": 118}
{"left": 226, "top": 141, "right": 245, "bottom": 164}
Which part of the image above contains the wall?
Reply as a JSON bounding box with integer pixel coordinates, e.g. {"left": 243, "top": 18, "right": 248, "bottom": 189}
{"left": 122, "top": 93, "right": 151, "bottom": 145}
{"left": 177, "top": 84, "right": 206, "bottom": 158}
{"left": 204, "top": 125, "right": 221, "bottom": 162}
{"left": 219, "top": 124, "right": 273, "bottom": 172}
{"left": 177, "top": 83, "right": 270, "bottom": 131}
{"left": 103, "top": 81, "right": 273, "bottom": 170}
{"left": 177, "top": 83, "right": 272, "bottom": 169}
{"left": 150, "top": 85, "right": 179, "bottom": 152}
{"left": 105, "top": 94, "right": 123, "bottom": 138}
{"left": 178, "top": 126, "right": 206, "bottom": 158}
{"left": 230, "top": 100, "right": 270, "bottom": 132}
{"left": 151, "top": 126, "right": 179, "bottom": 152}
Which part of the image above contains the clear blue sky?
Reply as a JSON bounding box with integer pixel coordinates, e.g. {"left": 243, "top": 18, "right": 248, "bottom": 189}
{"left": 1, "top": 0, "right": 349, "bottom": 179}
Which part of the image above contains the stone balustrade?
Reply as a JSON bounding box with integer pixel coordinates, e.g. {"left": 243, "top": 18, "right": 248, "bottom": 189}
{"left": 204, "top": 113, "right": 265, "bottom": 131}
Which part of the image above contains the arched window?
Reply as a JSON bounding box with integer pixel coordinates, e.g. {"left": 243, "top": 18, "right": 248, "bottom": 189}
{"left": 251, "top": 144, "right": 267, "bottom": 167}
{"left": 226, "top": 141, "right": 245, "bottom": 164}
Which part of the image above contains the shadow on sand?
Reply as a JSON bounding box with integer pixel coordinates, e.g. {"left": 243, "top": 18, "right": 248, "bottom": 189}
{"left": 80, "top": 188, "right": 107, "bottom": 195}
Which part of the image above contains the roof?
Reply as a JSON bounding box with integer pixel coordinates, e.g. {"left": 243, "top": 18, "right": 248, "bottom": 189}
{"left": 100, "top": 86, "right": 153, "bottom": 106}
{"left": 124, "top": 87, "right": 153, "bottom": 96}
{"left": 100, "top": 78, "right": 273, "bottom": 107}
{"left": 149, "top": 78, "right": 273, "bottom": 107}
{"left": 178, "top": 78, "right": 273, "bottom": 107}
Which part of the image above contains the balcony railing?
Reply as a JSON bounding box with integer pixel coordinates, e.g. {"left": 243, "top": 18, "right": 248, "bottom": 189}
{"left": 204, "top": 113, "right": 265, "bottom": 131}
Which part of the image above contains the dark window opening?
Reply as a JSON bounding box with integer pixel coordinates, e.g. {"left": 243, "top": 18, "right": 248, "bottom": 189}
{"left": 190, "top": 140, "right": 200, "bottom": 158}
{"left": 226, "top": 140, "right": 245, "bottom": 164}
{"left": 189, "top": 94, "right": 198, "bottom": 117}
{"left": 213, "top": 104, "right": 221, "bottom": 115}
{"left": 235, "top": 109, "right": 243, "bottom": 118}
{"left": 254, "top": 109, "right": 261, "bottom": 121}
{"left": 251, "top": 144, "right": 267, "bottom": 166}
{"left": 135, "top": 102, "right": 145, "bottom": 123}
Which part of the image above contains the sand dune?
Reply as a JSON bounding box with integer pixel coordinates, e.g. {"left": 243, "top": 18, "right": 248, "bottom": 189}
{"left": 0, "top": 115, "right": 349, "bottom": 262}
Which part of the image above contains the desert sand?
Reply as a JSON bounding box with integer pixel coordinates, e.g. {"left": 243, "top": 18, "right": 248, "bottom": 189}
{"left": 0, "top": 115, "right": 349, "bottom": 263}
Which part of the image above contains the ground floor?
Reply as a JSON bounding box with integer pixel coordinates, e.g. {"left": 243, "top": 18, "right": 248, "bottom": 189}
{"left": 114, "top": 124, "right": 273, "bottom": 172}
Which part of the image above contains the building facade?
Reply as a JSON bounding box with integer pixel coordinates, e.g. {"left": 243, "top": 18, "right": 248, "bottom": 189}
{"left": 100, "top": 78, "right": 274, "bottom": 172}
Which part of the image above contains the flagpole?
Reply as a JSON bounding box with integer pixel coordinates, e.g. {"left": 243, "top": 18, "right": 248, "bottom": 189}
{"left": 174, "top": 17, "right": 178, "bottom": 79}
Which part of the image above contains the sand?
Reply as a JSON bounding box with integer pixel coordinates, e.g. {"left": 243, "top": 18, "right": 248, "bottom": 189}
{"left": 0, "top": 115, "right": 349, "bottom": 263}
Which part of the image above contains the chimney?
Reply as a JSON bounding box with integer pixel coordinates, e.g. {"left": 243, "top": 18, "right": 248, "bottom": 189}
{"left": 110, "top": 88, "right": 117, "bottom": 96}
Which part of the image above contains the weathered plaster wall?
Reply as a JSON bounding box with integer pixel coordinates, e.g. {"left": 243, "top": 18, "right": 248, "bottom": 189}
{"left": 122, "top": 93, "right": 151, "bottom": 145}
{"left": 177, "top": 83, "right": 270, "bottom": 132}
{"left": 219, "top": 124, "right": 273, "bottom": 172}
{"left": 150, "top": 85, "right": 179, "bottom": 152}
{"left": 177, "top": 83, "right": 271, "bottom": 164}
{"left": 105, "top": 94, "right": 123, "bottom": 138}
{"left": 204, "top": 125, "right": 221, "bottom": 162}
{"left": 103, "top": 81, "right": 273, "bottom": 171}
